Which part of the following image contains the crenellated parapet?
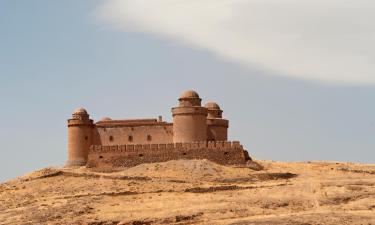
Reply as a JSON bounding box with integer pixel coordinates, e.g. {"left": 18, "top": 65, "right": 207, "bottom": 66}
{"left": 87, "top": 141, "right": 250, "bottom": 168}
{"left": 90, "top": 141, "right": 244, "bottom": 153}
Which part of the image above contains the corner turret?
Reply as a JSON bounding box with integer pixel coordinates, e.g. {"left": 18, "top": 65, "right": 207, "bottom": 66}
{"left": 205, "top": 102, "right": 228, "bottom": 141}
{"left": 66, "top": 107, "right": 94, "bottom": 167}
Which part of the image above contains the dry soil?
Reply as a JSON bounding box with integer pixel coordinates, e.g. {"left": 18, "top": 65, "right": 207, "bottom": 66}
{"left": 0, "top": 159, "right": 374, "bottom": 225}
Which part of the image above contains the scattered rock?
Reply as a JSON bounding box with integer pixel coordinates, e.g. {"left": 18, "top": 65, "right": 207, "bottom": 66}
{"left": 175, "top": 212, "right": 204, "bottom": 222}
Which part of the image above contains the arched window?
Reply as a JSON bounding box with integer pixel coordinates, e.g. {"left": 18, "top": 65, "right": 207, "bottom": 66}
{"left": 128, "top": 135, "right": 133, "bottom": 142}
{"left": 147, "top": 135, "right": 152, "bottom": 141}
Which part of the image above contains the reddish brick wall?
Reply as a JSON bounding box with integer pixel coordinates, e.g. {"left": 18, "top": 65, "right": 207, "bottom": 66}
{"left": 92, "top": 124, "right": 173, "bottom": 146}
{"left": 87, "top": 141, "right": 250, "bottom": 169}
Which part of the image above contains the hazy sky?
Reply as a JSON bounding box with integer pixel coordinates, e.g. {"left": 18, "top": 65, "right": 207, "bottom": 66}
{"left": 1, "top": 0, "right": 374, "bottom": 182}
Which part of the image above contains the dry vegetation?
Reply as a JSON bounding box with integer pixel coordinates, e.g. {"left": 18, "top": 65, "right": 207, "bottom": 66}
{"left": 0, "top": 159, "right": 374, "bottom": 225}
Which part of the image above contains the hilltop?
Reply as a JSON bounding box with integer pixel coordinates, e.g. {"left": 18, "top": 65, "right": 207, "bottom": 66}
{"left": 0, "top": 159, "right": 374, "bottom": 225}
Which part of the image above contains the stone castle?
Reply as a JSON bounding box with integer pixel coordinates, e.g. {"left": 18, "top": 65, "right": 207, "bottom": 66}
{"left": 66, "top": 90, "right": 251, "bottom": 168}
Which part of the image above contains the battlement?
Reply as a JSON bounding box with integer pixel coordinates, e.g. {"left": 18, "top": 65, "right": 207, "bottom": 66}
{"left": 90, "top": 141, "right": 243, "bottom": 153}
{"left": 87, "top": 141, "right": 250, "bottom": 168}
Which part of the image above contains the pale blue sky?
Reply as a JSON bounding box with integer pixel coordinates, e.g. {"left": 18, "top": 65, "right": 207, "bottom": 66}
{"left": 1, "top": 1, "right": 374, "bottom": 181}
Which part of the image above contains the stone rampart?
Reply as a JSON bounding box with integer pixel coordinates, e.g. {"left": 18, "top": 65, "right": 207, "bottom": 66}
{"left": 87, "top": 141, "right": 250, "bottom": 168}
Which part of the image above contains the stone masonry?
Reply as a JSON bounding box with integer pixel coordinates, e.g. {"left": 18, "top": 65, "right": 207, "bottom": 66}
{"left": 66, "top": 90, "right": 251, "bottom": 168}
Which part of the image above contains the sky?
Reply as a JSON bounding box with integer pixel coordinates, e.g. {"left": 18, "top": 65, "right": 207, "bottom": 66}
{"left": 0, "top": 0, "right": 374, "bottom": 182}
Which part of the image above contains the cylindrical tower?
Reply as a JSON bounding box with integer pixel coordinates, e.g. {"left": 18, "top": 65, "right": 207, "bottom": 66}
{"left": 205, "top": 102, "right": 229, "bottom": 141}
{"left": 172, "top": 90, "right": 208, "bottom": 143}
{"left": 66, "top": 107, "right": 94, "bottom": 167}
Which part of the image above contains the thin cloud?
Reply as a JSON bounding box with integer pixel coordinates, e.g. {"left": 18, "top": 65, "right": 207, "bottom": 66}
{"left": 96, "top": 0, "right": 375, "bottom": 85}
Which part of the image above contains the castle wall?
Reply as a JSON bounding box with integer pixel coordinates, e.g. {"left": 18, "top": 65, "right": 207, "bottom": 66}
{"left": 87, "top": 141, "right": 250, "bottom": 169}
{"left": 93, "top": 124, "right": 173, "bottom": 146}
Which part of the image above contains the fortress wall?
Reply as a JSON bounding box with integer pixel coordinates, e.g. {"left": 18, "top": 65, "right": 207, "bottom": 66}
{"left": 87, "top": 141, "right": 250, "bottom": 168}
{"left": 93, "top": 125, "right": 173, "bottom": 146}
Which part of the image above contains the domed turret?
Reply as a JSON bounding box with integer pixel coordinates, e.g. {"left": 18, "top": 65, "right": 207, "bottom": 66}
{"left": 205, "top": 102, "right": 228, "bottom": 141}
{"left": 178, "top": 90, "right": 202, "bottom": 107}
{"left": 72, "top": 107, "right": 89, "bottom": 120}
{"left": 66, "top": 107, "right": 94, "bottom": 167}
{"left": 205, "top": 102, "right": 220, "bottom": 109}
{"left": 180, "top": 90, "right": 200, "bottom": 99}
{"left": 205, "top": 102, "right": 223, "bottom": 118}
{"left": 100, "top": 117, "right": 112, "bottom": 121}
{"left": 73, "top": 107, "right": 88, "bottom": 114}
{"left": 172, "top": 90, "right": 208, "bottom": 143}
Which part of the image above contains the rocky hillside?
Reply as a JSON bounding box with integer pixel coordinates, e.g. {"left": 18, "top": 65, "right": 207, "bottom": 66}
{"left": 0, "top": 159, "right": 374, "bottom": 225}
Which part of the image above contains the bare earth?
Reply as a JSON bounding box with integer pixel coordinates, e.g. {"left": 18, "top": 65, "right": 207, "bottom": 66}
{"left": 1, "top": 159, "right": 374, "bottom": 225}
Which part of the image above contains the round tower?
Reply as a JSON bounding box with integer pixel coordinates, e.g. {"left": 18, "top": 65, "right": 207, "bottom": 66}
{"left": 66, "top": 107, "right": 94, "bottom": 167}
{"left": 172, "top": 90, "right": 208, "bottom": 143}
{"left": 205, "top": 102, "right": 229, "bottom": 141}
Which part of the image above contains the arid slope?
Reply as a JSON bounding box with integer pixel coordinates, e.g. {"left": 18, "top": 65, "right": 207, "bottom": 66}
{"left": 1, "top": 159, "right": 374, "bottom": 225}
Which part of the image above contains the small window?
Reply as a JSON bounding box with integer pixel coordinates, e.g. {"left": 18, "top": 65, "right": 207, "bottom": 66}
{"left": 183, "top": 152, "right": 187, "bottom": 156}
{"left": 128, "top": 135, "right": 133, "bottom": 142}
{"left": 147, "top": 135, "right": 152, "bottom": 141}
{"left": 139, "top": 153, "right": 144, "bottom": 157}
{"left": 99, "top": 155, "right": 103, "bottom": 159}
{"left": 85, "top": 136, "right": 88, "bottom": 141}
{"left": 109, "top": 136, "right": 114, "bottom": 142}
{"left": 224, "top": 152, "right": 229, "bottom": 155}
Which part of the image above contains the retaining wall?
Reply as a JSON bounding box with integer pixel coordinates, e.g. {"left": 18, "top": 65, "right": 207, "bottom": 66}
{"left": 87, "top": 141, "right": 251, "bottom": 168}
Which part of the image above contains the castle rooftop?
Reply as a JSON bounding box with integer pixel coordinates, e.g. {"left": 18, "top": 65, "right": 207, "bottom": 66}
{"left": 96, "top": 118, "right": 171, "bottom": 127}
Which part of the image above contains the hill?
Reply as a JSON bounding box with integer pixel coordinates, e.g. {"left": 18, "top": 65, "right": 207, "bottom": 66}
{"left": 1, "top": 159, "right": 374, "bottom": 224}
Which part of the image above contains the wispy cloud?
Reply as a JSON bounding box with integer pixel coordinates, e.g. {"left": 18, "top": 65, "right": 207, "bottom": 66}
{"left": 96, "top": 0, "right": 375, "bottom": 85}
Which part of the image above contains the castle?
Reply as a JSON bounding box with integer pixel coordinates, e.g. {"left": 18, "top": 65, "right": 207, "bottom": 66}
{"left": 66, "top": 90, "right": 251, "bottom": 168}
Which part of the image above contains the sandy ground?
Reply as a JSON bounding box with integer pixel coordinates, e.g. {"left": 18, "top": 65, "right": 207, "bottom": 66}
{"left": 0, "top": 159, "right": 374, "bottom": 225}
